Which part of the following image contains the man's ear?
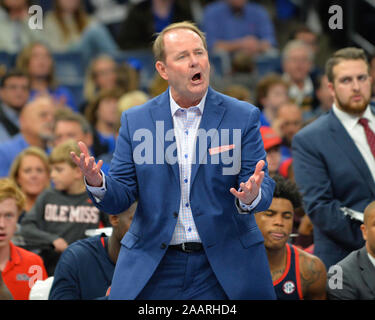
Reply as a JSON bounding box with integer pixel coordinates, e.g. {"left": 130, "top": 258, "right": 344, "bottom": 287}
{"left": 360, "top": 224, "right": 367, "bottom": 241}
{"left": 327, "top": 81, "right": 336, "bottom": 100}
{"left": 155, "top": 61, "right": 168, "bottom": 81}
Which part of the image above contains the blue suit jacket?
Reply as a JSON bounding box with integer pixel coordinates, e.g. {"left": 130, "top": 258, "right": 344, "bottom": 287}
{"left": 89, "top": 87, "right": 276, "bottom": 300}
{"left": 292, "top": 108, "right": 374, "bottom": 268}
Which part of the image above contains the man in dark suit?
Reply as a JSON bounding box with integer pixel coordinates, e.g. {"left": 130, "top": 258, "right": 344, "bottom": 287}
{"left": 292, "top": 47, "right": 375, "bottom": 268}
{"left": 71, "top": 21, "right": 276, "bottom": 300}
{"left": 327, "top": 201, "right": 375, "bottom": 299}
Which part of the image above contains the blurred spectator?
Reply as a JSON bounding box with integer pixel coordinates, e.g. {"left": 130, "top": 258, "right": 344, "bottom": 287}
{"left": 20, "top": 140, "right": 108, "bottom": 275}
{"left": 0, "top": 178, "right": 48, "bottom": 300}
{"left": 327, "top": 201, "right": 375, "bottom": 300}
{"left": 273, "top": 101, "right": 303, "bottom": 162}
{"left": 259, "top": 126, "right": 282, "bottom": 176}
{"left": 116, "top": 62, "right": 140, "bottom": 94}
{"left": 0, "top": 96, "right": 55, "bottom": 178}
{"left": 52, "top": 109, "right": 110, "bottom": 174}
{"left": 49, "top": 201, "right": 136, "bottom": 300}
{"left": 16, "top": 42, "right": 78, "bottom": 112}
{"left": 289, "top": 24, "right": 328, "bottom": 71}
{"left": 148, "top": 72, "right": 168, "bottom": 98}
{"left": 83, "top": 55, "right": 118, "bottom": 107}
{"left": 83, "top": 0, "right": 128, "bottom": 39}
{"left": 81, "top": 55, "right": 138, "bottom": 112}
{"left": 9, "top": 147, "right": 50, "bottom": 220}
{"left": 117, "top": 0, "right": 193, "bottom": 50}
{"left": 210, "top": 50, "right": 258, "bottom": 95}
{"left": 0, "top": 69, "right": 30, "bottom": 143}
{"left": 291, "top": 25, "right": 318, "bottom": 59}
{"left": 304, "top": 74, "right": 333, "bottom": 121}
{"left": 282, "top": 40, "right": 317, "bottom": 115}
{"left": 255, "top": 73, "right": 289, "bottom": 127}
{"left": 223, "top": 84, "right": 251, "bottom": 102}
{"left": 0, "top": 0, "right": 44, "bottom": 53}
{"left": 292, "top": 47, "right": 373, "bottom": 268}
{"left": 43, "top": 0, "right": 118, "bottom": 63}
{"left": 118, "top": 90, "right": 149, "bottom": 114}
{"left": 202, "top": 0, "right": 276, "bottom": 57}
{"left": 255, "top": 175, "right": 326, "bottom": 300}
{"left": 84, "top": 89, "right": 123, "bottom": 155}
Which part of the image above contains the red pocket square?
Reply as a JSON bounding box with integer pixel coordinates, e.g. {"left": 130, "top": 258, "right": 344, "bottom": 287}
{"left": 209, "top": 144, "right": 235, "bottom": 155}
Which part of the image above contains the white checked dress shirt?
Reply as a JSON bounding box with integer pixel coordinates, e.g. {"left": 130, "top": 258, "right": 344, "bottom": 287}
{"left": 168, "top": 92, "right": 207, "bottom": 244}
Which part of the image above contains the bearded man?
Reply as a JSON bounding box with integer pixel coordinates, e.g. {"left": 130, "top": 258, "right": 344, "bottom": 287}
{"left": 292, "top": 47, "right": 375, "bottom": 268}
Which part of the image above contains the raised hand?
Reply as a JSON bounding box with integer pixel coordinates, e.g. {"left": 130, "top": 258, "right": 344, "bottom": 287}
{"left": 230, "top": 160, "right": 265, "bottom": 205}
{"left": 70, "top": 141, "right": 103, "bottom": 187}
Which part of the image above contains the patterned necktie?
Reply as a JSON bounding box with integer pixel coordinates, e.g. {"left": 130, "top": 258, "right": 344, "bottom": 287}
{"left": 358, "top": 118, "right": 375, "bottom": 159}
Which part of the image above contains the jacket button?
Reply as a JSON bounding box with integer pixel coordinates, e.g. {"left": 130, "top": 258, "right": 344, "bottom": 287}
{"left": 160, "top": 243, "right": 167, "bottom": 249}
{"left": 173, "top": 212, "right": 178, "bottom": 218}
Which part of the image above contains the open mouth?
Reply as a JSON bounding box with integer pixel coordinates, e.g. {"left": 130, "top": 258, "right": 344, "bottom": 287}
{"left": 191, "top": 72, "right": 202, "bottom": 82}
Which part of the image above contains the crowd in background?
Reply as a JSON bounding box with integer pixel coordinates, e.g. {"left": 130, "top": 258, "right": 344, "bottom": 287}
{"left": 0, "top": 0, "right": 375, "bottom": 300}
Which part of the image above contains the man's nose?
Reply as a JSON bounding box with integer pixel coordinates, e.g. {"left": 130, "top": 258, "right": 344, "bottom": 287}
{"left": 352, "top": 79, "right": 360, "bottom": 91}
{"left": 189, "top": 54, "right": 198, "bottom": 67}
{"left": 0, "top": 216, "right": 5, "bottom": 229}
{"left": 273, "top": 214, "right": 284, "bottom": 226}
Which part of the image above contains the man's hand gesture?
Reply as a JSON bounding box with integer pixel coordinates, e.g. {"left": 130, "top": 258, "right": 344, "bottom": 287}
{"left": 70, "top": 141, "right": 103, "bottom": 187}
{"left": 230, "top": 160, "right": 265, "bottom": 205}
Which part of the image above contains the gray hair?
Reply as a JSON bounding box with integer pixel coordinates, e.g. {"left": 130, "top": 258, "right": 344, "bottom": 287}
{"left": 282, "top": 39, "right": 314, "bottom": 63}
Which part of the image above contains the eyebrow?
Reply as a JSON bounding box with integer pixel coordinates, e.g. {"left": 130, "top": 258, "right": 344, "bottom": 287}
{"left": 338, "top": 73, "right": 368, "bottom": 80}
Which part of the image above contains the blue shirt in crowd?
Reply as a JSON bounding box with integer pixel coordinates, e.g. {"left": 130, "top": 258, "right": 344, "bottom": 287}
{"left": 0, "top": 133, "right": 29, "bottom": 177}
{"left": 203, "top": 1, "right": 277, "bottom": 51}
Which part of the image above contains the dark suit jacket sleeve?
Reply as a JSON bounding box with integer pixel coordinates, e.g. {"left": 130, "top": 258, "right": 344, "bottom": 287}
{"left": 292, "top": 132, "right": 364, "bottom": 250}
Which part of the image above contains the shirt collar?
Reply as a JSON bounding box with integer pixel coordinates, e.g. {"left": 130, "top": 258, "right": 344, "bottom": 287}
{"left": 169, "top": 88, "right": 208, "bottom": 117}
{"left": 367, "top": 251, "right": 375, "bottom": 268}
{"left": 3, "top": 242, "right": 21, "bottom": 273}
{"left": 332, "top": 103, "right": 373, "bottom": 130}
{"left": 1, "top": 103, "right": 20, "bottom": 124}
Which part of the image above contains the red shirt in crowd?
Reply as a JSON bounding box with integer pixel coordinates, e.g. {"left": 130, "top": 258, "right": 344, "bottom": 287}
{"left": 1, "top": 242, "right": 48, "bottom": 300}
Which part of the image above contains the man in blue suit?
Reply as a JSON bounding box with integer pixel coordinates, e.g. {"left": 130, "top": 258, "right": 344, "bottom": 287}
{"left": 71, "top": 21, "right": 276, "bottom": 300}
{"left": 292, "top": 47, "right": 375, "bottom": 269}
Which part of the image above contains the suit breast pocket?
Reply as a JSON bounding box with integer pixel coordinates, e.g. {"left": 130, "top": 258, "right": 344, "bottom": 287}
{"left": 120, "top": 231, "right": 140, "bottom": 249}
{"left": 239, "top": 226, "right": 265, "bottom": 248}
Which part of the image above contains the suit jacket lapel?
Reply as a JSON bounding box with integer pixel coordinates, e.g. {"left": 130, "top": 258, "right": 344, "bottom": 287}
{"left": 149, "top": 89, "right": 180, "bottom": 185}
{"left": 190, "top": 87, "right": 225, "bottom": 186}
{"left": 329, "top": 110, "right": 375, "bottom": 197}
{"left": 358, "top": 246, "right": 375, "bottom": 296}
